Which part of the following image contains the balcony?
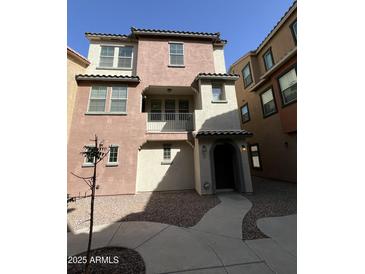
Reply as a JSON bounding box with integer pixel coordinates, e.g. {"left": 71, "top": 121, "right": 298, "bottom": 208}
{"left": 147, "top": 113, "right": 194, "bottom": 132}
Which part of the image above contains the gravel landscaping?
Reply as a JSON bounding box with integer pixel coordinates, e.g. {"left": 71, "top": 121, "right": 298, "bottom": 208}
{"left": 68, "top": 190, "right": 220, "bottom": 231}
{"left": 67, "top": 247, "right": 145, "bottom": 274}
{"left": 242, "top": 176, "right": 297, "bottom": 240}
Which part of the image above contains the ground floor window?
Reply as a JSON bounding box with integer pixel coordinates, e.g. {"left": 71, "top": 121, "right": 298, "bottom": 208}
{"left": 163, "top": 144, "right": 171, "bottom": 161}
{"left": 249, "top": 144, "right": 262, "bottom": 169}
{"left": 108, "top": 145, "right": 119, "bottom": 165}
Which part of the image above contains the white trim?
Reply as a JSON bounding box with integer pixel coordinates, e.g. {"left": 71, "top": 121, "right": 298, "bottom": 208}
{"left": 117, "top": 45, "right": 134, "bottom": 69}
{"left": 98, "top": 44, "right": 135, "bottom": 70}
{"left": 107, "top": 145, "right": 119, "bottom": 165}
{"left": 110, "top": 85, "right": 128, "bottom": 113}
{"left": 86, "top": 86, "right": 108, "bottom": 113}
{"left": 168, "top": 42, "right": 184, "bottom": 66}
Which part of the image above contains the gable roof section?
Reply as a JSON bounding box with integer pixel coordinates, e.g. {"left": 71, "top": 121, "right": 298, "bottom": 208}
{"left": 67, "top": 46, "right": 90, "bottom": 66}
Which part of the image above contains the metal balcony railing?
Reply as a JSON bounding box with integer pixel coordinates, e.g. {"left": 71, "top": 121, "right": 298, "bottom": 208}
{"left": 147, "top": 112, "right": 194, "bottom": 132}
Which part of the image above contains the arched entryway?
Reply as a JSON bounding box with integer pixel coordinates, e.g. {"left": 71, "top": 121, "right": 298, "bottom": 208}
{"left": 212, "top": 142, "right": 241, "bottom": 191}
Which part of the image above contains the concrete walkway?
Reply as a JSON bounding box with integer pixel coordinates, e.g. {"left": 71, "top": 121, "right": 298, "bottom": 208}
{"left": 68, "top": 193, "right": 296, "bottom": 274}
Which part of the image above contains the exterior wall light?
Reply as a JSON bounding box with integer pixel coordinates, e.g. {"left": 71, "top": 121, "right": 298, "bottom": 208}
{"left": 241, "top": 145, "right": 247, "bottom": 152}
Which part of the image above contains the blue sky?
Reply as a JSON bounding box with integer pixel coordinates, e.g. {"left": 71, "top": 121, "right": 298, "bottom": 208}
{"left": 68, "top": 0, "right": 294, "bottom": 69}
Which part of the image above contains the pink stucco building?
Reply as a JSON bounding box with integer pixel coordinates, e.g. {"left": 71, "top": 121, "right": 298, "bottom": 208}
{"left": 68, "top": 28, "right": 253, "bottom": 197}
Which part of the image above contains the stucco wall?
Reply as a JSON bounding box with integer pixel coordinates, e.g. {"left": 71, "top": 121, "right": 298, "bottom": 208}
{"left": 67, "top": 54, "right": 88, "bottom": 142}
{"left": 86, "top": 40, "right": 138, "bottom": 76}
{"left": 213, "top": 46, "right": 226, "bottom": 73}
{"left": 194, "top": 81, "right": 241, "bottom": 131}
{"left": 67, "top": 82, "right": 146, "bottom": 196}
{"left": 136, "top": 141, "right": 194, "bottom": 191}
{"left": 136, "top": 37, "right": 216, "bottom": 89}
{"left": 194, "top": 137, "right": 252, "bottom": 195}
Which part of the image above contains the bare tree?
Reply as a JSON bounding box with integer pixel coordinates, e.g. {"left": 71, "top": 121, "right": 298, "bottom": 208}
{"left": 71, "top": 135, "right": 109, "bottom": 274}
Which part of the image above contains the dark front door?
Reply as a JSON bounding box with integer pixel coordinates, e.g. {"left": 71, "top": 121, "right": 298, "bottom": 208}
{"left": 214, "top": 144, "right": 236, "bottom": 189}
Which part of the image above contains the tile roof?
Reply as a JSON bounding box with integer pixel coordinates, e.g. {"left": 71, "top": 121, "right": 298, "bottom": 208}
{"left": 85, "top": 32, "right": 129, "bottom": 39}
{"left": 131, "top": 27, "right": 220, "bottom": 38}
{"left": 195, "top": 73, "right": 240, "bottom": 81}
{"left": 195, "top": 130, "right": 252, "bottom": 137}
{"left": 75, "top": 74, "right": 140, "bottom": 82}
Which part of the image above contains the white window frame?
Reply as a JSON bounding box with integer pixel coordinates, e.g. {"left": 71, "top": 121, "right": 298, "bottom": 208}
{"left": 211, "top": 83, "right": 226, "bottom": 103}
{"left": 99, "top": 46, "right": 115, "bottom": 68}
{"left": 107, "top": 145, "right": 119, "bottom": 166}
{"left": 110, "top": 86, "right": 128, "bottom": 114}
{"left": 98, "top": 45, "right": 134, "bottom": 70}
{"left": 117, "top": 46, "right": 134, "bottom": 69}
{"left": 82, "top": 145, "right": 95, "bottom": 167}
{"left": 87, "top": 86, "right": 108, "bottom": 113}
{"left": 250, "top": 144, "right": 261, "bottom": 169}
{"left": 168, "top": 42, "right": 184, "bottom": 67}
{"left": 161, "top": 144, "right": 172, "bottom": 165}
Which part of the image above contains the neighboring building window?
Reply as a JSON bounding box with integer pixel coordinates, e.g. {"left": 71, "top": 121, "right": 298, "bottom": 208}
{"left": 169, "top": 43, "right": 184, "bottom": 66}
{"left": 212, "top": 83, "right": 225, "bottom": 101}
{"left": 165, "top": 99, "right": 176, "bottom": 120}
{"left": 110, "top": 86, "right": 128, "bottom": 113}
{"left": 242, "top": 63, "right": 253, "bottom": 87}
{"left": 260, "top": 88, "right": 277, "bottom": 117}
{"left": 263, "top": 48, "right": 274, "bottom": 71}
{"left": 178, "top": 100, "right": 189, "bottom": 120}
{"left": 290, "top": 20, "right": 297, "bottom": 43}
{"left": 278, "top": 67, "right": 297, "bottom": 105}
{"left": 99, "top": 46, "right": 114, "bottom": 67}
{"left": 241, "top": 104, "right": 250, "bottom": 123}
{"left": 88, "top": 86, "right": 107, "bottom": 112}
{"left": 150, "top": 100, "right": 162, "bottom": 120}
{"left": 108, "top": 145, "right": 119, "bottom": 164}
{"left": 118, "top": 46, "right": 133, "bottom": 68}
{"left": 250, "top": 144, "right": 261, "bottom": 169}
{"left": 163, "top": 144, "right": 171, "bottom": 160}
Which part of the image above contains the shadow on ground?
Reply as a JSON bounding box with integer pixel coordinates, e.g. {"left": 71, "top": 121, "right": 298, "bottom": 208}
{"left": 242, "top": 176, "right": 297, "bottom": 240}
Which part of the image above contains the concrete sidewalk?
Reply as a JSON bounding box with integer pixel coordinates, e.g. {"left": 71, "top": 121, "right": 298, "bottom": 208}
{"left": 68, "top": 193, "right": 297, "bottom": 274}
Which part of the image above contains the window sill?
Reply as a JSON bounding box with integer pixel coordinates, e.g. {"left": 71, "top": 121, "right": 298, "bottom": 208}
{"left": 168, "top": 65, "right": 185, "bottom": 68}
{"left": 82, "top": 163, "right": 94, "bottom": 168}
{"left": 85, "top": 112, "right": 127, "bottom": 116}
{"left": 96, "top": 67, "right": 132, "bottom": 71}
{"left": 161, "top": 160, "right": 173, "bottom": 165}
{"left": 211, "top": 100, "right": 228, "bottom": 104}
{"left": 106, "top": 162, "right": 119, "bottom": 167}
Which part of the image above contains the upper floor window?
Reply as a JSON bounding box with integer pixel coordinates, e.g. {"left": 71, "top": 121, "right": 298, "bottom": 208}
{"left": 242, "top": 63, "right": 253, "bottom": 87}
{"left": 260, "top": 88, "right": 277, "bottom": 117}
{"left": 110, "top": 86, "right": 128, "bottom": 113}
{"left": 263, "top": 48, "right": 274, "bottom": 71}
{"left": 290, "top": 20, "right": 297, "bottom": 44}
{"left": 169, "top": 43, "right": 184, "bottom": 66}
{"left": 99, "top": 46, "right": 114, "bottom": 67}
{"left": 88, "top": 86, "right": 107, "bottom": 112}
{"left": 118, "top": 46, "right": 133, "bottom": 68}
{"left": 212, "top": 83, "right": 225, "bottom": 101}
{"left": 241, "top": 104, "right": 250, "bottom": 123}
{"left": 278, "top": 67, "right": 297, "bottom": 105}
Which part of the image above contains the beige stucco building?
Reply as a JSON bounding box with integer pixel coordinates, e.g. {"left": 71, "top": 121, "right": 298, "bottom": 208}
{"left": 67, "top": 47, "right": 89, "bottom": 141}
{"left": 68, "top": 28, "right": 253, "bottom": 197}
